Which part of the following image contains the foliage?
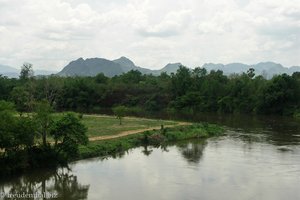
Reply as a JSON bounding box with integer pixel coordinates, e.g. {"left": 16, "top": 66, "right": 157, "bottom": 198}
{"left": 0, "top": 101, "right": 89, "bottom": 176}
{"left": 51, "top": 113, "right": 88, "bottom": 159}
{"left": 19, "top": 63, "right": 34, "bottom": 81}
{"left": 0, "top": 66, "right": 299, "bottom": 116}
{"left": 34, "top": 100, "right": 54, "bottom": 146}
{"left": 10, "top": 86, "right": 30, "bottom": 113}
{"left": 78, "top": 123, "right": 224, "bottom": 159}
{"left": 79, "top": 114, "right": 176, "bottom": 137}
{"left": 112, "top": 105, "right": 128, "bottom": 125}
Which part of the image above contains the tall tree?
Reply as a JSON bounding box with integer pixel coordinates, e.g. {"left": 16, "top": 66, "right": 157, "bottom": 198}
{"left": 50, "top": 113, "right": 88, "bottom": 159}
{"left": 112, "top": 106, "right": 128, "bottom": 125}
{"left": 19, "top": 63, "right": 34, "bottom": 81}
{"left": 34, "top": 100, "right": 53, "bottom": 146}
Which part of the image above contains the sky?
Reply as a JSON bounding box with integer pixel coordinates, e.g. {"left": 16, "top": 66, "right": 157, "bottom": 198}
{"left": 0, "top": 0, "right": 299, "bottom": 71}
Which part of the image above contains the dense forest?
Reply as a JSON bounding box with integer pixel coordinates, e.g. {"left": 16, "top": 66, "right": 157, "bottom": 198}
{"left": 1, "top": 63, "right": 300, "bottom": 117}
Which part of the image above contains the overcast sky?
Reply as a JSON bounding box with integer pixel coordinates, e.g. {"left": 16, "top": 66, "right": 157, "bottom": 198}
{"left": 0, "top": 0, "right": 299, "bottom": 71}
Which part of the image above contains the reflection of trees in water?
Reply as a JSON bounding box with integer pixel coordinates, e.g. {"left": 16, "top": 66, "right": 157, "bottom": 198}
{"left": 142, "top": 145, "right": 153, "bottom": 156}
{"left": 1, "top": 168, "right": 89, "bottom": 200}
{"left": 177, "top": 140, "right": 208, "bottom": 164}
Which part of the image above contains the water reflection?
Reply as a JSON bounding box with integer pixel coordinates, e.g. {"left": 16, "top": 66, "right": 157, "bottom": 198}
{"left": 176, "top": 140, "right": 207, "bottom": 164}
{"left": 0, "top": 168, "right": 89, "bottom": 200}
{"left": 192, "top": 114, "right": 300, "bottom": 146}
{"left": 141, "top": 145, "right": 153, "bottom": 156}
{"left": 1, "top": 114, "right": 300, "bottom": 200}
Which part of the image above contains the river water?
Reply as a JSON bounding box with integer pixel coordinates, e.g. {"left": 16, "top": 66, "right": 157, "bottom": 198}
{"left": 1, "top": 114, "right": 300, "bottom": 200}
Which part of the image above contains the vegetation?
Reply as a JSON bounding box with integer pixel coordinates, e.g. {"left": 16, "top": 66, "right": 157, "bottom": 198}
{"left": 0, "top": 100, "right": 88, "bottom": 177}
{"left": 78, "top": 114, "right": 176, "bottom": 137}
{"left": 0, "top": 63, "right": 299, "bottom": 177}
{"left": 78, "top": 123, "right": 223, "bottom": 159}
{"left": 1, "top": 64, "right": 299, "bottom": 117}
{"left": 112, "top": 105, "right": 128, "bottom": 125}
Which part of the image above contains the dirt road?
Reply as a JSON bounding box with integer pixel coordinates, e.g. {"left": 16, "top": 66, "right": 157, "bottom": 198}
{"left": 88, "top": 122, "right": 191, "bottom": 141}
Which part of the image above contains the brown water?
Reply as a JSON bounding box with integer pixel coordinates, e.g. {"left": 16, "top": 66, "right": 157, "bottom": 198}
{"left": 1, "top": 114, "right": 300, "bottom": 200}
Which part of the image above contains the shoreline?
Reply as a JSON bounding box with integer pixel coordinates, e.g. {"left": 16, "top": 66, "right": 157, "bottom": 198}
{"left": 0, "top": 117, "right": 224, "bottom": 179}
{"left": 77, "top": 123, "right": 224, "bottom": 161}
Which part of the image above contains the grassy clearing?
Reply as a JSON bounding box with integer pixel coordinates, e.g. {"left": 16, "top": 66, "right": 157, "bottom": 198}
{"left": 53, "top": 113, "right": 178, "bottom": 137}
{"left": 78, "top": 123, "right": 224, "bottom": 160}
{"left": 81, "top": 115, "right": 177, "bottom": 137}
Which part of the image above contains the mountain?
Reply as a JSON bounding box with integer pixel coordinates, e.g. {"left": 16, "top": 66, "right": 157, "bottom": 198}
{"left": 0, "top": 64, "right": 19, "bottom": 73}
{"left": 202, "top": 62, "right": 300, "bottom": 78}
{"left": 112, "top": 56, "right": 136, "bottom": 72}
{"left": 158, "top": 63, "right": 182, "bottom": 74}
{"left": 112, "top": 56, "right": 153, "bottom": 74}
{"left": 58, "top": 57, "right": 300, "bottom": 78}
{"left": 58, "top": 56, "right": 160, "bottom": 77}
{"left": 58, "top": 57, "right": 124, "bottom": 77}
{"left": 0, "top": 65, "right": 19, "bottom": 78}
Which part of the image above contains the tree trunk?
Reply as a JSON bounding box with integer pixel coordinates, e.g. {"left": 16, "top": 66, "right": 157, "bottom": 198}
{"left": 42, "top": 131, "right": 47, "bottom": 146}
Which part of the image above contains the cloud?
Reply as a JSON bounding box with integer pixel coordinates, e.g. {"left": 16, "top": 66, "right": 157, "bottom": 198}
{"left": 0, "top": 0, "right": 299, "bottom": 71}
{"left": 136, "top": 10, "right": 192, "bottom": 37}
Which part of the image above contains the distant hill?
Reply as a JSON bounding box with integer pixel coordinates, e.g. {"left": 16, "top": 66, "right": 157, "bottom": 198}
{"left": 112, "top": 57, "right": 153, "bottom": 74}
{"left": 202, "top": 62, "right": 300, "bottom": 78}
{"left": 58, "top": 57, "right": 124, "bottom": 77}
{"left": 58, "top": 57, "right": 182, "bottom": 77}
{"left": 0, "top": 64, "right": 19, "bottom": 73}
{"left": 2, "top": 58, "right": 299, "bottom": 79}
{"left": 59, "top": 57, "right": 300, "bottom": 78}
{"left": 157, "top": 63, "right": 182, "bottom": 74}
{"left": 0, "top": 64, "right": 58, "bottom": 78}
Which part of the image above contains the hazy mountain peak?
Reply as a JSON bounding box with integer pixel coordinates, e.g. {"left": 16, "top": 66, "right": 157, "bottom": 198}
{"left": 56, "top": 57, "right": 300, "bottom": 78}
{"left": 113, "top": 56, "right": 136, "bottom": 68}
{"left": 58, "top": 57, "right": 124, "bottom": 77}
{"left": 113, "top": 56, "right": 136, "bottom": 72}
{"left": 0, "top": 64, "right": 19, "bottom": 73}
{"left": 159, "top": 63, "right": 182, "bottom": 74}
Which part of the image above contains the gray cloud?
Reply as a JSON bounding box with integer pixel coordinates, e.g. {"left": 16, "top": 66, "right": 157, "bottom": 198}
{"left": 0, "top": 0, "right": 299, "bottom": 71}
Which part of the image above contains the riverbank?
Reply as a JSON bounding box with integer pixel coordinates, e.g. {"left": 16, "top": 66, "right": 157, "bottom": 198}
{"left": 78, "top": 123, "right": 224, "bottom": 160}
{"left": 0, "top": 113, "right": 224, "bottom": 178}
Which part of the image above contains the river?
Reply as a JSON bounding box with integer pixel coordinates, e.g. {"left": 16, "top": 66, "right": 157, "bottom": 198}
{"left": 1, "top": 114, "right": 300, "bottom": 200}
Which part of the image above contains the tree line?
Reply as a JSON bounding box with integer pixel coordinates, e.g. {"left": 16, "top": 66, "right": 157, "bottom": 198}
{"left": 0, "top": 63, "right": 300, "bottom": 116}
{"left": 0, "top": 64, "right": 89, "bottom": 176}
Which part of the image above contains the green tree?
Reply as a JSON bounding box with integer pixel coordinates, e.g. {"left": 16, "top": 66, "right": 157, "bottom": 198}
{"left": 50, "top": 113, "right": 88, "bottom": 159}
{"left": 171, "top": 66, "right": 192, "bottom": 97}
{"left": 0, "top": 100, "right": 35, "bottom": 151}
{"left": 34, "top": 100, "right": 54, "bottom": 146}
{"left": 112, "top": 106, "right": 128, "bottom": 125}
{"left": 0, "top": 101, "right": 17, "bottom": 151}
{"left": 10, "top": 86, "right": 30, "bottom": 114}
{"left": 95, "top": 73, "right": 108, "bottom": 84}
{"left": 258, "top": 74, "right": 298, "bottom": 114}
{"left": 19, "top": 63, "right": 34, "bottom": 81}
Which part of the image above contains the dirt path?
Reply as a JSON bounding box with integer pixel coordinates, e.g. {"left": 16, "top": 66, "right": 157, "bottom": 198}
{"left": 88, "top": 122, "right": 191, "bottom": 141}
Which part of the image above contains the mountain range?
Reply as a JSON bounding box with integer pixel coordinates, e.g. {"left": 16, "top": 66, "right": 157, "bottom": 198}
{"left": 1, "top": 57, "right": 300, "bottom": 78}
{"left": 58, "top": 57, "right": 300, "bottom": 78}
{"left": 57, "top": 57, "right": 182, "bottom": 77}
{"left": 203, "top": 62, "right": 300, "bottom": 79}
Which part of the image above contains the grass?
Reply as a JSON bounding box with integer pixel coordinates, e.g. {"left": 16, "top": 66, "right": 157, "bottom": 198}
{"left": 80, "top": 115, "right": 177, "bottom": 137}
{"left": 20, "top": 112, "right": 224, "bottom": 161}
{"left": 27, "top": 113, "right": 178, "bottom": 142}
{"left": 78, "top": 123, "right": 224, "bottom": 160}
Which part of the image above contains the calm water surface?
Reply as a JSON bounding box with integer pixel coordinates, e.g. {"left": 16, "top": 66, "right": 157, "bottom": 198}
{"left": 1, "top": 115, "right": 300, "bottom": 200}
